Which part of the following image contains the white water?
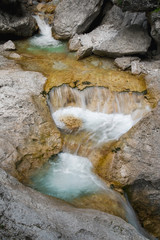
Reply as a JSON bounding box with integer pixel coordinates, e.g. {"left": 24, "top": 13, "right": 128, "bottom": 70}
{"left": 53, "top": 107, "right": 134, "bottom": 144}
{"left": 31, "top": 153, "right": 105, "bottom": 201}
{"left": 31, "top": 84, "right": 151, "bottom": 238}
{"left": 31, "top": 151, "right": 148, "bottom": 237}
{"left": 49, "top": 85, "right": 150, "bottom": 146}
{"left": 30, "top": 15, "right": 61, "bottom": 47}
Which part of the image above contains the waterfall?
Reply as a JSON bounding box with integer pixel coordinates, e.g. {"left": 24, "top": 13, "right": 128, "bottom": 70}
{"left": 48, "top": 85, "right": 150, "bottom": 147}
{"left": 30, "top": 15, "right": 62, "bottom": 47}
{"left": 30, "top": 84, "right": 151, "bottom": 238}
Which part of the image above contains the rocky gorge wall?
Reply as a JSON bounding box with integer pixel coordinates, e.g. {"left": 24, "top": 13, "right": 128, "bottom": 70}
{"left": 0, "top": 0, "right": 160, "bottom": 239}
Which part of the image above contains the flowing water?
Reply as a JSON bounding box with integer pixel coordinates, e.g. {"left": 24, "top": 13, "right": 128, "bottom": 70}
{"left": 16, "top": 17, "right": 152, "bottom": 238}
{"left": 31, "top": 15, "right": 62, "bottom": 48}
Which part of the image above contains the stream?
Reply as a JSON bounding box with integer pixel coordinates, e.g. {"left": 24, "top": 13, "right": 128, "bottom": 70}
{"left": 16, "top": 16, "right": 152, "bottom": 239}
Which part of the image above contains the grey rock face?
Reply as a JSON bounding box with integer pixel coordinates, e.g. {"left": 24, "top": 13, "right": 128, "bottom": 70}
{"left": 0, "top": 1, "right": 37, "bottom": 38}
{"left": 148, "top": 11, "right": 160, "bottom": 53}
{"left": 52, "top": 0, "right": 104, "bottom": 39}
{"left": 93, "top": 25, "right": 151, "bottom": 57}
{"left": 0, "top": 56, "right": 62, "bottom": 180}
{"left": 100, "top": 64, "right": 160, "bottom": 237}
{"left": 69, "top": 5, "right": 151, "bottom": 58}
{"left": 130, "top": 60, "right": 160, "bottom": 75}
{"left": 0, "top": 168, "right": 148, "bottom": 240}
{"left": 112, "top": 0, "right": 159, "bottom": 12}
{"left": 114, "top": 57, "right": 140, "bottom": 70}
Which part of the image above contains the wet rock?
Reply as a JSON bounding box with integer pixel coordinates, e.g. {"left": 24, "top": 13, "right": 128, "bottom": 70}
{"left": 114, "top": 57, "right": 140, "bottom": 70}
{"left": 112, "top": 0, "right": 159, "bottom": 12}
{"left": 0, "top": 57, "right": 62, "bottom": 180}
{"left": 0, "top": 168, "right": 148, "bottom": 240}
{"left": 3, "top": 40, "right": 16, "bottom": 51}
{"left": 52, "top": 0, "right": 104, "bottom": 40}
{"left": 77, "top": 46, "right": 93, "bottom": 60}
{"left": 0, "top": 0, "right": 37, "bottom": 38}
{"left": 60, "top": 115, "right": 82, "bottom": 131}
{"left": 36, "top": 2, "right": 56, "bottom": 14}
{"left": 70, "top": 5, "right": 151, "bottom": 58}
{"left": 96, "top": 72, "right": 160, "bottom": 237}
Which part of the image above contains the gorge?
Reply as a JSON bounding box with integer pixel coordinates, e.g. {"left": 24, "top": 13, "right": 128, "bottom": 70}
{"left": 0, "top": 0, "right": 160, "bottom": 240}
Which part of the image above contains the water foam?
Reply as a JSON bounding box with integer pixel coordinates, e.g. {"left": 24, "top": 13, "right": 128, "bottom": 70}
{"left": 30, "top": 15, "right": 61, "bottom": 47}
{"left": 31, "top": 153, "right": 105, "bottom": 201}
{"left": 53, "top": 107, "right": 134, "bottom": 144}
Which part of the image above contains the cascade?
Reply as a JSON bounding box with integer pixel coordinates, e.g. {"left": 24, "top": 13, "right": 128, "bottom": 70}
{"left": 30, "top": 84, "right": 151, "bottom": 238}
{"left": 30, "top": 15, "right": 62, "bottom": 47}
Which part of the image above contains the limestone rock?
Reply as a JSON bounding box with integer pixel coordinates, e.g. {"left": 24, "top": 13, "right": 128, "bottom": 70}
{"left": 96, "top": 69, "right": 160, "bottom": 237}
{"left": 68, "top": 34, "right": 81, "bottom": 51}
{"left": 93, "top": 25, "right": 151, "bottom": 57}
{"left": 0, "top": 168, "right": 148, "bottom": 240}
{"left": 77, "top": 46, "right": 93, "bottom": 60}
{"left": 131, "top": 61, "right": 142, "bottom": 74}
{"left": 60, "top": 115, "right": 82, "bottom": 131}
{"left": 9, "top": 52, "right": 21, "bottom": 59}
{"left": 3, "top": 40, "right": 16, "bottom": 51}
{"left": 114, "top": 57, "right": 140, "bottom": 70}
{"left": 130, "top": 60, "right": 160, "bottom": 75}
{"left": 0, "top": 57, "right": 62, "bottom": 180}
{"left": 148, "top": 11, "right": 160, "bottom": 54}
{"left": 0, "top": 1, "right": 37, "bottom": 38}
{"left": 36, "top": 3, "right": 56, "bottom": 14}
{"left": 112, "top": 0, "right": 159, "bottom": 12}
{"left": 0, "top": 55, "right": 19, "bottom": 69}
{"left": 70, "top": 5, "right": 151, "bottom": 58}
{"left": 52, "top": 0, "right": 104, "bottom": 40}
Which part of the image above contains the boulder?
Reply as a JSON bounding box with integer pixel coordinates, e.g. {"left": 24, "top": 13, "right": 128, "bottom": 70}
{"left": 96, "top": 66, "right": 160, "bottom": 238}
{"left": 130, "top": 60, "right": 160, "bottom": 75}
{"left": 52, "top": 0, "right": 104, "bottom": 40}
{"left": 148, "top": 11, "right": 160, "bottom": 54}
{"left": 114, "top": 57, "right": 140, "bottom": 70}
{"left": 3, "top": 40, "right": 16, "bottom": 51}
{"left": 69, "top": 5, "right": 151, "bottom": 58}
{"left": 112, "top": 0, "right": 159, "bottom": 12}
{"left": 0, "top": 168, "right": 148, "bottom": 240}
{"left": 131, "top": 60, "right": 142, "bottom": 74}
{"left": 9, "top": 52, "right": 21, "bottom": 59}
{"left": 0, "top": 0, "right": 37, "bottom": 38}
{"left": 0, "top": 56, "right": 62, "bottom": 180}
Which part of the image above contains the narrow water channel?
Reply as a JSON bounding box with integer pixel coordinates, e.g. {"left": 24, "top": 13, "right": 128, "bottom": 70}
{"left": 16, "top": 16, "right": 152, "bottom": 239}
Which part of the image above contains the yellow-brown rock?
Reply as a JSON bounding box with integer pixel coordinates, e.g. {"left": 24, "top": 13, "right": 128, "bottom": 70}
{"left": 36, "top": 3, "right": 56, "bottom": 14}
{"left": 60, "top": 115, "right": 82, "bottom": 131}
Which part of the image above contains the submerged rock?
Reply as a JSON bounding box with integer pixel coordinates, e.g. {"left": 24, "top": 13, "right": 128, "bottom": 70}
{"left": 69, "top": 5, "right": 151, "bottom": 58}
{"left": 0, "top": 168, "right": 148, "bottom": 240}
{"left": 52, "top": 0, "right": 104, "bottom": 39}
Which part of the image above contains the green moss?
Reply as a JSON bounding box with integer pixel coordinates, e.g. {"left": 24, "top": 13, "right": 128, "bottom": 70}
{"left": 117, "top": 0, "right": 123, "bottom": 6}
